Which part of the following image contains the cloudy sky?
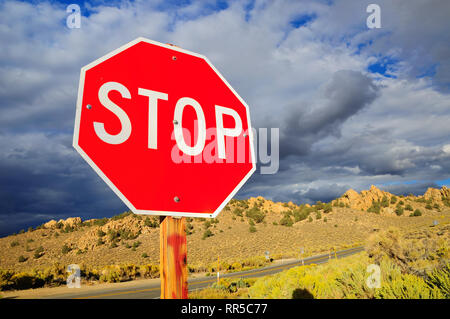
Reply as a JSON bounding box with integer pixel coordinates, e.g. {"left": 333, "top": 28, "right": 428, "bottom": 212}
{"left": 0, "top": 0, "right": 449, "bottom": 235}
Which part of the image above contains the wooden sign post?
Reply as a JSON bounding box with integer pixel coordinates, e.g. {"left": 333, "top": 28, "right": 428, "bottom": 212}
{"left": 160, "top": 216, "right": 188, "bottom": 299}
{"left": 73, "top": 38, "right": 255, "bottom": 300}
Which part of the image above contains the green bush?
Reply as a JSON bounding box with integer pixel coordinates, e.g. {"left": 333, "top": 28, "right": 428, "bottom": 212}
{"left": 279, "top": 215, "right": 293, "bottom": 227}
{"left": 93, "top": 218, "right": 108, "bottom": 227}
{"left": 395, "top": 206, "right": 404, "bottom": 216}
{"left": 412, "top": 209, "right": 422, "bottom": 217}
{"left": 62, "top": 225, "right": 74, "bottom": 233}
{"left": 249, "top": 250, "right": 450, "bottom": 299}
{"left": 426, "top": 264, "right": 450, "bottom": 298}
{"left": 18, "top": 255, "right": 27, "bottom": 263}
{"left": 232, "top": 208, "right": 243, "bottom": 217}
{"left": 111, "top": 211, "right": 133, "bottom": 221}
{"left": 293, "top": 207, "right": 310, "bottom": 222}
{"left": 34, "top": 246, "right": 44, "bottom": 259}
{"left": 367, "top": 200, "right": 381, "bottom": 214}
{"left": 390, "top": 196, "right": 397, "bottom": 204}
{"left": 249, "top": 225, "right": 257, "bottom": 233}
{"left": 246, "top": 206, "right": 265, "bottom": 223}
{"left": 315, "top": 201, "right": 324, "bottom": 210}
{"left": 132, "top": 241, "right": 141, "bottom": 249}
{"left": 375, "top": 273, "right": 443, "bottom": 299}
{"left": 186, "top": 222, "right": 194, "bottom": 235}
{"left": 3, "top": 272, "right": 45, "bottom": 290}
{"left": 203, "top": 220, "right": 212, "bottom": 229}
{"left": 144, "top": 217, "right": 158, "bottom": 228}
{"left": 202, "top": 229, "right": 214, "bottom": 240}
{"left": 10, "top": 241, "right": 19, "bottom": 248}
{"left": 405, "top": 204, "right": 413, "bottom": 211}
{"left": 323, "top": 203, "right": 332, "bottom": 214}
{"left": 61, "top": 244, "right": 71, "bottom": 254}
{"left": 442, "top": 196, "right": 450, "bottom": 207}
{"left": 381, "top": 196, "right": 390, "bottom": 208}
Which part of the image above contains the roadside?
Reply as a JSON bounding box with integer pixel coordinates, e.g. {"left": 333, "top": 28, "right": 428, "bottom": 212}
{"left": 1, "top": 246, "right": 362, "bottom": 299}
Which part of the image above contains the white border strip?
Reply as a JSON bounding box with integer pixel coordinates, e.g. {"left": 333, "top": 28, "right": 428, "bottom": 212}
{"left": 73, "top": 37, "right": 256, "bottom": 218}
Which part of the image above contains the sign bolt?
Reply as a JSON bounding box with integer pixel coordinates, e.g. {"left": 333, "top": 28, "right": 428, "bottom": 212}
{"left": 172, "top": 56, "right": 177, "bottom": 61}
{"left": 173, "top": 120, "right": 178, "bottom": 125}
{"left": 86, "top": 104, "right": 92, "bottom": 109}
{"left": 174, "top": 196, "right": 180, "bottom": 203}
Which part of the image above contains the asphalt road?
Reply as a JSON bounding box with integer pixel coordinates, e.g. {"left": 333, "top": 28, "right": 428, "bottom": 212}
{"left": 37, "top": 247, "right": 364, "bottom": 299}
{"left": 39, "top": 246, "right": 364, "bottom": 299}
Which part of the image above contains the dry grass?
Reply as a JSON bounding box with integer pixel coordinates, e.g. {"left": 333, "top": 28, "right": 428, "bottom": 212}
{"left": 193, "top": 223, "right": 450, "bottom": 299}
{"left": 0, "top": 190, "right": 449, "bottom": 291}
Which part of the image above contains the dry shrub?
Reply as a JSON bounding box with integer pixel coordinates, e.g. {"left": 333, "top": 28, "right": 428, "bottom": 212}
{"left": 365, "top": 226, "right": 449, "bottom": 275}
{"left": 189, "top": 278, "right": 254, "bottom": 299}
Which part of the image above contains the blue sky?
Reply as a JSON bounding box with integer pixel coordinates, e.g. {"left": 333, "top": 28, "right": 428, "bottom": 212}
{"left": 0, "top": 0, "right": 449, "bottom": 235}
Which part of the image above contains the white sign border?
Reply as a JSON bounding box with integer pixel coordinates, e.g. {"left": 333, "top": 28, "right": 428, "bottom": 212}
{"left": 73, "top": 37, "right": 256, "bottom": 218}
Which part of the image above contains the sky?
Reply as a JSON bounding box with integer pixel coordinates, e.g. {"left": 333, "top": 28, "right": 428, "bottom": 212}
{"left": 0, "top": 0, "right": 449, "bottom": 236}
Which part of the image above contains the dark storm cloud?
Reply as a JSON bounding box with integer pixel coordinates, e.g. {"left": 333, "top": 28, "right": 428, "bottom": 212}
{"left": 292, "top": 184, "right": 352, "bottom": 205}
{"left": 381, "top": 181, "right": 441, "bottom": 197}
{"left": 278, "top": 70, "right": 380, "bottom": 159}
{"left": 0, "top": 133, "right": 126, "bottom": 236}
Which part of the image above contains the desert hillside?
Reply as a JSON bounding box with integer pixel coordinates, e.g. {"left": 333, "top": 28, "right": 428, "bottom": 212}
{"left": 1, "top": 186, "right": 449, "bottom": 275}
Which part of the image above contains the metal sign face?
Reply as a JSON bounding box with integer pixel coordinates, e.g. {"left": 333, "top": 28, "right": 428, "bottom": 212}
{"left": 74, "top": 38, "right": 255, "bottom": 218}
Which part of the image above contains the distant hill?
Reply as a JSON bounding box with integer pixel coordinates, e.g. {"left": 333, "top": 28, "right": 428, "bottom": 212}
{"left": 1, "top": 186, "right": 449, "bottom": 278}
{"left": 334, "top": 185, "right": 450, "bottom": 213}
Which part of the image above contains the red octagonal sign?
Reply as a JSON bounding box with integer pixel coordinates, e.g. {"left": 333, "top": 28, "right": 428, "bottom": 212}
{"left": 73, "top": 38, "right": 256, "bottom": 218}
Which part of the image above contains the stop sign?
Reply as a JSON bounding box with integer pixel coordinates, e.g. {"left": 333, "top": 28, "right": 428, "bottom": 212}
{"left": 73, "top": 38, "right": 255, "bottom": 218}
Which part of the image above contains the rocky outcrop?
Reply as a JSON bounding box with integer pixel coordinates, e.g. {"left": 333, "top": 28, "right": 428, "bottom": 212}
{"left": 43, "top": 220, "right": 58, "bottom": 229}
{"left": 43, "top": 217, "right": 82, "bottom": 229}
{"left": 335, "top": 185, "right": 393, "bottom": 211}
{"left": 61, "top": 217, "right": 82, "bottom": 227}
{"left": 424, "top": 186, "right": 450, "bottom": 202}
